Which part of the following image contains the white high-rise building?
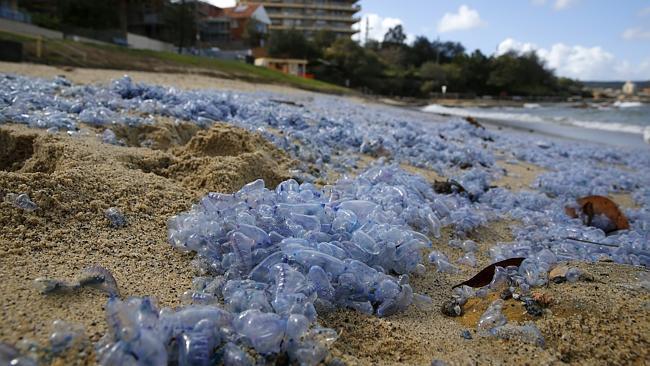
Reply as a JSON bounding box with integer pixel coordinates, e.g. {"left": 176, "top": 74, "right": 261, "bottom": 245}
{"left": 239, "top": 0, "right": 360, "bottom": 39}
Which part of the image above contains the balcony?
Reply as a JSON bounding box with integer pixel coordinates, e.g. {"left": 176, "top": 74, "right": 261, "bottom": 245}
{"left": 270, "top": 24, "right": 358, "bottom": 34}
{"left": 261, "top": 2, "right": 360, "bottom": 13}
{"left": 268, "top": 12, "right": 360, "bottom": 23}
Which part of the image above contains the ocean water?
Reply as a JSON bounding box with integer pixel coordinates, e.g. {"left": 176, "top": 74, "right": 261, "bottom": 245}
{"left": 422, "top": 101, "right": 650, "bottom": 145}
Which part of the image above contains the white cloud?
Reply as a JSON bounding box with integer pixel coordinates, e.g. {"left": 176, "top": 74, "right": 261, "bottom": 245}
{"left": 532, "top": 0, "right": 578, "bottom": 10}
{"left": 497, "top": 37, "right": 650, "bottom": 80}
{"left": 353, "top": 14, "right": 414, "bottom": 44}
{"left": 496, "top": 38, "right": 539, "bottom": 55}
{"left": 639, "top": 6, "right": 650, "bottom": 16}
{"left": 437, "top": 5, "right": 486, "bottom": 33}
{"left": 622, "top": 27, "right": 650, "bottom": 40}
{"left": 553, "top": 0, "right": 578, "bottom": 10}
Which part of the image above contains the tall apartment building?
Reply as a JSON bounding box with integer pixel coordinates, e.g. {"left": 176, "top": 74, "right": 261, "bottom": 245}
{"left": 240, "top": 0, "right": 360, "bottom": 39}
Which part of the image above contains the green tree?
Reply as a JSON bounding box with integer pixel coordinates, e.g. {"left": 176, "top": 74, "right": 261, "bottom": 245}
{"left": 382, "top": 24, "right": 406, "bottom": 45}
{"left": 58, "top": 0, "right": 119, "bottom": 30}
{"left": 408, "top": 36, "right": 437, "bottom": 67}
{"left": 488, "top": 51, "right": 557, "bottom": 95}
{"left": 312, "top": 30, "right": 337, "bottom": 51}
{"left": 319, "top": 38, "right": 384, "bottom": 89}
{"left": 379, "top": 46, "right": 408, "bottom": 68}
{"left": 268, "top": 29, "right": 318, "bottom": 59}
{"left": 419, "top": 62, "right": 464, "bottom": 94}
{"left": 420, "top": 61, "right": 446, "bottom": 82}
{"left": 163, "top": 0, "right": 197, "bottom": 51}
{"left": 455, "top": 50, "right": 491, "bottom": 94}
{"left": 243, "top": 20, "right": 267, "bottom": 48}
{"left": 430, "top": 40, "right": 465, "bottom": 63}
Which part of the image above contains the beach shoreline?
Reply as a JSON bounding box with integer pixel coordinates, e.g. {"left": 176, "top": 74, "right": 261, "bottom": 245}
{"left": 419, "top": 103, "right": 649, "bottom": 149}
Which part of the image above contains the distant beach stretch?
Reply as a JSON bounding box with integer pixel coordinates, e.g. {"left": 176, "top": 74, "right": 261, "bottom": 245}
{"left": 422, "top": 102, "right": 650, "bottom": 148}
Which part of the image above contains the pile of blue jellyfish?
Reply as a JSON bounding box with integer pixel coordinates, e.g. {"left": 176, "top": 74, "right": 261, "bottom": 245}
{"left": 1, "top": 73, "right": 648, "bottom": 365}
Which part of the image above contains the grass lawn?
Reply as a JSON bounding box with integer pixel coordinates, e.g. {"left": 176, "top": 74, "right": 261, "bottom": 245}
{"left": 0, "top": 30, "right": 350, "bottom": 95}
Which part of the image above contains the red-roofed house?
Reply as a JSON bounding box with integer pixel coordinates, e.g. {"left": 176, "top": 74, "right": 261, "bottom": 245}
{"left": 224, "top": 4, "right": 270, "bottom": 43}
{"left": 198, "top": 2, "right": 270, "bottom": 49}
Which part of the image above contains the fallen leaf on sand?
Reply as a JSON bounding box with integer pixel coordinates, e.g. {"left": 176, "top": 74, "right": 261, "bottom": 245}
{"left": 464, "top": 116, "right": 484, "bottom": 129}
{"left": 531, "top": 291, "right": 554, "bottom": 307}
{"left": 452, "top": 257, "right": 526, "bottom": 289}
{"left": 549, "top": 264, "right": 569, "bottom": 282}
{"left": 565, "top": 195, "right": 630, "bottom": 233}
{"left": 433, "top": 179, "right": 467, "bottom": 195}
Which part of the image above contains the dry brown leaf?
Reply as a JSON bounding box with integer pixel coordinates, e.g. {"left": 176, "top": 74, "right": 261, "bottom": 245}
{"left": 464, "top": 116, "right": 484, "bottom": 129}
{"left": 452, "top": 257, "right": 526, "bottom": 289}
{"left": 531, "top": 291, "right": 554, "bottom": 307}
{"left": 566, "top": 195, "right": 630, "bottom": 233}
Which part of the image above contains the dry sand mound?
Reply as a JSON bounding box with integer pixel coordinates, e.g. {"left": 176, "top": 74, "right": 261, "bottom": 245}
{"left": 112, "top": 120, "right": 293, "bottom": 193}
{"left": 0, "top": 122, "right": 293, "bottom": 346}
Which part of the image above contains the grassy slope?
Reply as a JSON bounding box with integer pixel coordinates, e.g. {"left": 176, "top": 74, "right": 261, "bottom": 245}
{"left": 0, "top": 30, "right": 350, "bottom": 95}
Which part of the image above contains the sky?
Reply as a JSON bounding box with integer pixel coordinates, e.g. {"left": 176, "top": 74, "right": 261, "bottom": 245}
{"left": 206, "top": 0, "right": 650, "bottom": 81}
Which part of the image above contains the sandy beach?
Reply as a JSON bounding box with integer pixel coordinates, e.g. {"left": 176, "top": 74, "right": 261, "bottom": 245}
{"left": 1, "top": 63, "right": 649, "bottom": 365}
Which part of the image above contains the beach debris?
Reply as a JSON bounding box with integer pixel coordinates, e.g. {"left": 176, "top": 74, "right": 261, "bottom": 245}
{"left": 452, "top": 257, "right": 526, "bottom": 289}
{"left": 530, "top": 291, "right": 554, "bottom": 307}
{"left": 79, "top": 106, "right": 117, "bottom": 125}
{"left": 565, "top": 195, "right": 630, "bottom": 233}
{"left": 464, "top": 116, "right": 484, "bottom": 129}
{"left": 638, "top": 272, "right": 650, "bottom": 291}
{"left": 105, "top": 207, "right": 127, "bottom": 228}
{"left": 549, "top": 264, "right": 569, "bottom": 283}
{"left": 477, "top": 299, "right": 507, "bottom": 333}
{"left": 4, "top": 193, "right": 38, "bottom": 211}
{"left": 597, "top": 255, "right": 614, "bottom": 262}
{"left": 549, "top": 263, "right": 590, "bottom": 284}
{"left": 359, "top": 139, "right": 392, "bottom": 158}
{"left": 565, "top": 267, "right": 581, "bottom": 283}
{"left": 564, "top": 237, "right": 619, "bottom": 248}
{"left": 33, "top": 278, "right": 71, "bottom": 294}
{"left": 500, "top": 287, "right": 513, "bottom": 300}
{"left": 448, "top": 239, "right": 479, "bottom": 253}
{"left": 523, "top": 299, "right": 544, "bottom": 317}
{"left": 326, "top": 357, "right": 347, "bottom": 366}
{"left": 490, "top": 323, "right": 545, "bottom": 347}
{"left": 428, "top": 251, "right": 459, "bottom": 273}
{"left": 49, "top": 320, "right": 89, "bottom": 355}
{"left": 0, "top": 322, "right": 90, "bottom": 365}
{"left": 461, "top": 329, "right": 473, "bottom": 340}
{"left": 33, "top": 265, "right": 119, "bottom": 297}
{"left": 270, "top": 99, "right": 304, "bottom": 107}
{"left": 412, "top": 293, "right": 434, "bottom": 310}
{"left": 441, "top": 299, "right": 463, "bottom": 317}
{"left": 433, "top": 179, "right": 467, "bottom": 195}
{"left": 0, "top": 342, "right": 36, "bottom": 366}
{"left": 431, "top": 359, "right": 448, "bottom": 366}
{"left": 457, "top": 251, "right": 478, "bottom": 267}
{"left": 78, "top": 265, "right": 120, "bottom": 296}
{"left": 95, "top": 296, "right": 338, "bottom": 366}
{"left": 451, "top": 285, "right": 475, "bottom": 306}
{"left": 100, "top": 129, "right": 125, "bottom": 146}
